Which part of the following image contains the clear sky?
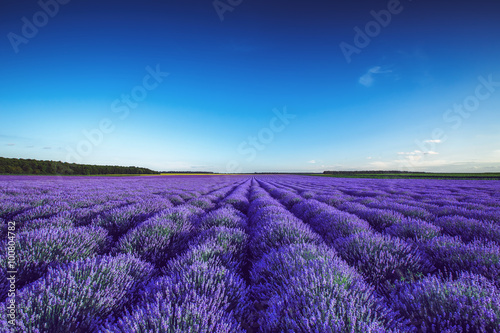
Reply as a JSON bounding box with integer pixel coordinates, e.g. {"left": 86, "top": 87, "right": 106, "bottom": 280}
{"left": 1, "top": 0, "right": 499, "bottom": 173}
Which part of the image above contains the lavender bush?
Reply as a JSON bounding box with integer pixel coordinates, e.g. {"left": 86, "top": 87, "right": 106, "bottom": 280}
{"left": 100, "top": 294, "right": 245, "bottom": 333}
{"left": 434, "top": 215, "right": 500, "bottom": 244}
{"left": 198, "top": 206, "right": 247, "bottom": 230}
{"left": 0, "top": 174, "right": 498, "bottom": 333}
{"left": 391, "top": 272, "right": 500, "bottom": 332}
{"left": 0, "top": 226, "right": 109, "bottom": 300}
{"left": 249, "top": 218, "right": 322, "bottom": 259}
{"left": 114, "top": 212, "right": 193, "bottom": 266}
{"left": 251, "top": 244, "right": 405, "bottom": 332}
{"left": 334, "top": 231, "right": 432, "bottom": 287}
{"left": 0, "top": 254, "right": 154, "bottom": 332}
{"left": 385, "top": 217, "right": 442, "bottom": 241}
{"left": 420, "top": 235, "right": 500, "bottom": 281}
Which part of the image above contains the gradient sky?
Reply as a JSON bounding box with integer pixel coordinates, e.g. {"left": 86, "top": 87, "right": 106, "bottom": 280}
{"left": 1, "top": 0, "right": 499, "bottom": 173}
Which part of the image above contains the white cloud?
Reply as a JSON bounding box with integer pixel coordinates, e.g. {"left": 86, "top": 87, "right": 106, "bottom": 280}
{"left": 365, "top": 155, "right": 500, "bottom": 172}
{"left": 398, "top": 150, "right": 421, "bottom": 155}
{"left": 366, "top": 156, "right": 372, "bottom": 160}
{"left": 359, "top": 73, "right": 375, "bottom": 87}
{"left": 398, "top": 150, "right": 438, "bottom": 156}
{"left": 307, "top": 160, "right": 316, "bottom": 164}
{"left": 424, "top": 139, "right": 442, "bottom": 143}
{"left": 359, "top": 66, "right": 393, "bottom": 87}
{"left": 373, "top": 158, "right": 450, "bottom": 170}
{"left": 370, "top": 161, "right": 392, "bottom": 168}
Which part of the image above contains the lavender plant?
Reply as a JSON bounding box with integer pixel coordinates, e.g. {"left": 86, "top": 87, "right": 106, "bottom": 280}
{"left": 390, "top": 272, "right": 500, "bottom": 332}
{"left": 0, "top": 254, "right": 154, "bottom": 332}
{"left": 334, "top": 231, "right": 432, "bottom": 287}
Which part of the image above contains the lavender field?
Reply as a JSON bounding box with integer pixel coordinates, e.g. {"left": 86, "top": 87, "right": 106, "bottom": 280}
{"left": 1, "top": 175, "right": 499, "bottom": 332}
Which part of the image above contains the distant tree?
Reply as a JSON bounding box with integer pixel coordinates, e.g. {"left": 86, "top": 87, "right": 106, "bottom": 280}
{"left": 0, "top": 157, "right": 160, "bottom": 176}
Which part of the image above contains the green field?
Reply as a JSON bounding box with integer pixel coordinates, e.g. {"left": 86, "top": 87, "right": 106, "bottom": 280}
{"left": 310, "top": 173, "right": 500, "bottom": 180}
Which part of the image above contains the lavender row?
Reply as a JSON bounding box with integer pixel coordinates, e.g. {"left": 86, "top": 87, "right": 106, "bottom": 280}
{"left": 100, "top": 186, "right": 252, "bottom": 331}
{"left": 267, "top": 180, "right": 500, "bottom": 283}
{"left": 264, "top": 179, "right": 499, "bottom": 295}
{"left": 245, "top": 182, "right": 404, "bottom": 332}
{"left": 260, "top": 177, "right": 500, "bottom": 331}
{"left": 0, "top": 254, "right": 155, "bottom": 331}
{"left": 0, "top": 174, "right": 498, "bottom": 332}
{"left": 0, "top": 178, "right": 253, "bottom": 331}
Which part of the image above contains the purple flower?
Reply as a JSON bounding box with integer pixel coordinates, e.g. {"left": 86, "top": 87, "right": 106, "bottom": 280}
{"left": 385, "top": 217, "right": 442, "bottom": 241}
{"left": 419, "top": 235, "right": 500, "bottom": 281}
{"left": 434, "top": 215, "right": 500, "bottom": 244}
{"left": 334, "top": 231, "right": 433, "bottom": 287}
{"left": 250, "top": 244, "right": 406, "bottom": 332}
{"left": 0, "top": 225, "right": 109, "bottom": 300}
{"left": 198, "top": 206, "right": 247, "bottom": 230}
{"left": 390, "top": 271, "right": 500, "bottom": 332}
{"left": 114, "top": 210, "right": 194, "bottom": 266}
{"left": 99, "top": 294, "right": 245, "bottom": 333}
{"left": 249, "top": 218, "right": 322, "bottom": 260}
{"left": 0, "top": 254, "right": 154, "bottom": 332}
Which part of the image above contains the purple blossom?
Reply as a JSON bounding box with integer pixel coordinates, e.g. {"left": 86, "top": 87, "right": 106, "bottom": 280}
{"left": 142, "top": 261, "right": 248, "bottom": 317}
{"left": 198, "top": 206, "right": 247, "bottom": 230}
{"left": 419, "top": 235, "right": 500, "bottom": 281}
{"left": 114, "top": 210, "right": 194, "bottom": 266}
{"left": 434, "top": 215, "right": 500, "bottom": 244}
{"left": 338, "top": 201, "right": 404, "bottom": 231}
{"left": 0, "top": 225, "right": 109, "bottom": 300}
{"left": 190, "top": 226, "right": 248, "bottom": 258}
{"left": 390, "top": 272, "right": 500, "bottom": 332}
{"left": 0, "top": 254, "right": 154, "bottom": 332}
{"left": 334, "top": 231, "right": 433, "bottom": 287}
{"left": 250, "top": 244, "right": 406, "bottom": 332}
{"left": 385, "top": 217, "right": 442, "bottom": 241}
{"left": 0, "top": 174, "right": 498, "bottom": 332}
{"left": 99, "top": 294, "right": 245, "bottom": 333}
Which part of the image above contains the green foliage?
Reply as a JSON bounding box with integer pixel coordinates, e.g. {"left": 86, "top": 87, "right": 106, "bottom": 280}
{"left": 0, "top": 157, "right": 158, "bottom": 176}
{"left": 318, "top": 171, "right": 500, "bottom": 180}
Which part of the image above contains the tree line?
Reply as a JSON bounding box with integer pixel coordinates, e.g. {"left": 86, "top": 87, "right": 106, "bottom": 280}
{"left": 0, "top": 157, "right": 159, "bottom": 175}
{"left": 323, "top": 170, "right": 415, "bottom": 174}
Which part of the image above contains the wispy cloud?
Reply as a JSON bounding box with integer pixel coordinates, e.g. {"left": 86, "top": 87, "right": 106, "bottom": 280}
{"left": 424, "top": 139, "right": 442, "bottom": 143}
{"left": 370, "top": 161, "right": 392, "bottom": 168}
{"left": 398, "top": 150, "right": 420, "bottom": 155}
{"left": 307, "top": 160, "right": 316, "bottom": 164}
{"left": 397, "top": 150, "right": 439, "bottom": 156}
{"left": 43, "top": 147, "right": 52, "bottom": 150}
{"left": 6, "top": 143, "right": 15, "bottom": 146}
{"left": 359, "top": 66, "right": 393, "bottom": 87}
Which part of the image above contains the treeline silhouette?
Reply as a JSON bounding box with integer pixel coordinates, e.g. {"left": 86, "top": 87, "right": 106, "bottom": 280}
{"left": 0, "top": 157, "right": 159, "bottom": 175}
{"left": 323, "top": 170, "right": 414, "bottom": 174}
{"left": 160, "top": 171, "right": 215, "bottom": 174}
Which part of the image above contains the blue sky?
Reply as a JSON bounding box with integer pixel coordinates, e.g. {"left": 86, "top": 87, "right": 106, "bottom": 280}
{"left": 1, "top": 0, "right": 499, "bottom": 173}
